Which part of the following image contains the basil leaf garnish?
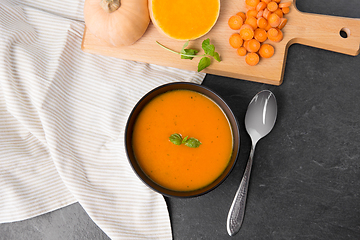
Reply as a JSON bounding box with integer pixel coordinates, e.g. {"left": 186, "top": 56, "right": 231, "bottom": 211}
{"left": 184, "top": 137, "right": 202, "bottom": 148}
{"left": 169, "top": 133, "right": 183, "bottom": 145}
{"left": 169, "top": 133, "right": 201, "bottom": 148}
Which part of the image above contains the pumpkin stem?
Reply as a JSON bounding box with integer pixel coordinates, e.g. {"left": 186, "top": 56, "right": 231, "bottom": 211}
{"left": 100, "top": 0, "right": 120, "bottom": 13}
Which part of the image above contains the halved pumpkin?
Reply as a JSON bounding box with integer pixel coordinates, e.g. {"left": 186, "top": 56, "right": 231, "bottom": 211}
{"left": 149, "top": 0, "right": 220, "bottom": 41}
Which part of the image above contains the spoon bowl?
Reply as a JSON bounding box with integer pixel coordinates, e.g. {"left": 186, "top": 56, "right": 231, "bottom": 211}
{"left": 245, "top": 90, "right": 278, "bottom": 144}
{"left": 227, "top": 90, "right": 277, "bottom": 236}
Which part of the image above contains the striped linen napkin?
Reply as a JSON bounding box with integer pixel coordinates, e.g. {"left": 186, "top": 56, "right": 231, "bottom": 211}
{"left": 0, "top": 0, "right": 205, "bottom": 239}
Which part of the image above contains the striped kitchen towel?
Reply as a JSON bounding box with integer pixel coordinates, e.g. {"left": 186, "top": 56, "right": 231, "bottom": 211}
{"left": 0, "top": 0, "right": 205, "bottom": 239}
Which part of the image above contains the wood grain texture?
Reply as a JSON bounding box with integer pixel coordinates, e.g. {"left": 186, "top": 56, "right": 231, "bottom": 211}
{"left": 81, "top": 0, "right": 360, "bottom": 85}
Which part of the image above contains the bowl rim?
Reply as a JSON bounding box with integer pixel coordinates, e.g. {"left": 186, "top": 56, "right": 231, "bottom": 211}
{"left": 124, "top": 82, "right": 240, "bottom": 198}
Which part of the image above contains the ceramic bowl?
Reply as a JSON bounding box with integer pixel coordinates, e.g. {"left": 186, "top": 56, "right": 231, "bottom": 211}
{"left": 125, "top": 82, "right": 240, "bottom": 197}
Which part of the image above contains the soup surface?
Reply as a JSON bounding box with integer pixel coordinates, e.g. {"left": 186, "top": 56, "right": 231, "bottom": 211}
{"left": 132, "top": 90, "right": 233, "bottom": 191}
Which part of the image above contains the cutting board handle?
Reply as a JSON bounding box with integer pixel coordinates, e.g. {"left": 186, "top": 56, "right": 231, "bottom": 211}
{"left": 290, "top": 2, "right": 360, "bottom": 56}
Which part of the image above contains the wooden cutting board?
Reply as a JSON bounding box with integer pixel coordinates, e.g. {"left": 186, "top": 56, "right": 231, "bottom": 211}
{"left": 81, "top": 0, "right": 360, "bottom": 85}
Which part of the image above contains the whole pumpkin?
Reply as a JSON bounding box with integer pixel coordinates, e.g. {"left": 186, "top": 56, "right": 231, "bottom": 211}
{"left": 84, "top": 0, "right": 150, "bottom": 46}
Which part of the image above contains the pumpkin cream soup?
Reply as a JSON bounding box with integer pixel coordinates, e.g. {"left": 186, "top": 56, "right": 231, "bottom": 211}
{"left": 132, "top": 90, "right": 233, "bottom": 192}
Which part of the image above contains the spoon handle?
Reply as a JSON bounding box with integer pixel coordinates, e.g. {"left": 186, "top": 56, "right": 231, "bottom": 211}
{"left": 226, "top": 145, "right": 255, "bottom": 236}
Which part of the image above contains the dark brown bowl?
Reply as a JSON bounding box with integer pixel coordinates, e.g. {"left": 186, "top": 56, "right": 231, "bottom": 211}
{"left": 125, "top": 82, "right": 240, "bottom": 197}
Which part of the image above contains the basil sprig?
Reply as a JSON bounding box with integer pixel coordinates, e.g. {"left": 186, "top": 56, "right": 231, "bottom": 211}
{"left": 156, "top": 38, "right": 221, "bottom": 72}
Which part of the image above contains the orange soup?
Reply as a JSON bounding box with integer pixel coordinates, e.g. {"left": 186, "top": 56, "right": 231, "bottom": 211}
{"left": 132, "top": 90, "right": 233, "bottom": 192}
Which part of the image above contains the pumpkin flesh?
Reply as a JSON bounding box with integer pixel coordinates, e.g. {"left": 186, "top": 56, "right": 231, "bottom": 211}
{"left": 149, "top": 0, "right": 220, "bottom": 40}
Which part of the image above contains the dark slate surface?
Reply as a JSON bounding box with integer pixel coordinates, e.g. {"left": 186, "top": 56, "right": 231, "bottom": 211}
{"left": 1, "top": 0, "right": 360, "bottom": 239}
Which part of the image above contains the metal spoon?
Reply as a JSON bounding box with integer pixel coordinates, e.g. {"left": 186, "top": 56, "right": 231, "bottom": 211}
{"left": 226, "top": 90, "right": 277, "bottom": 236}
